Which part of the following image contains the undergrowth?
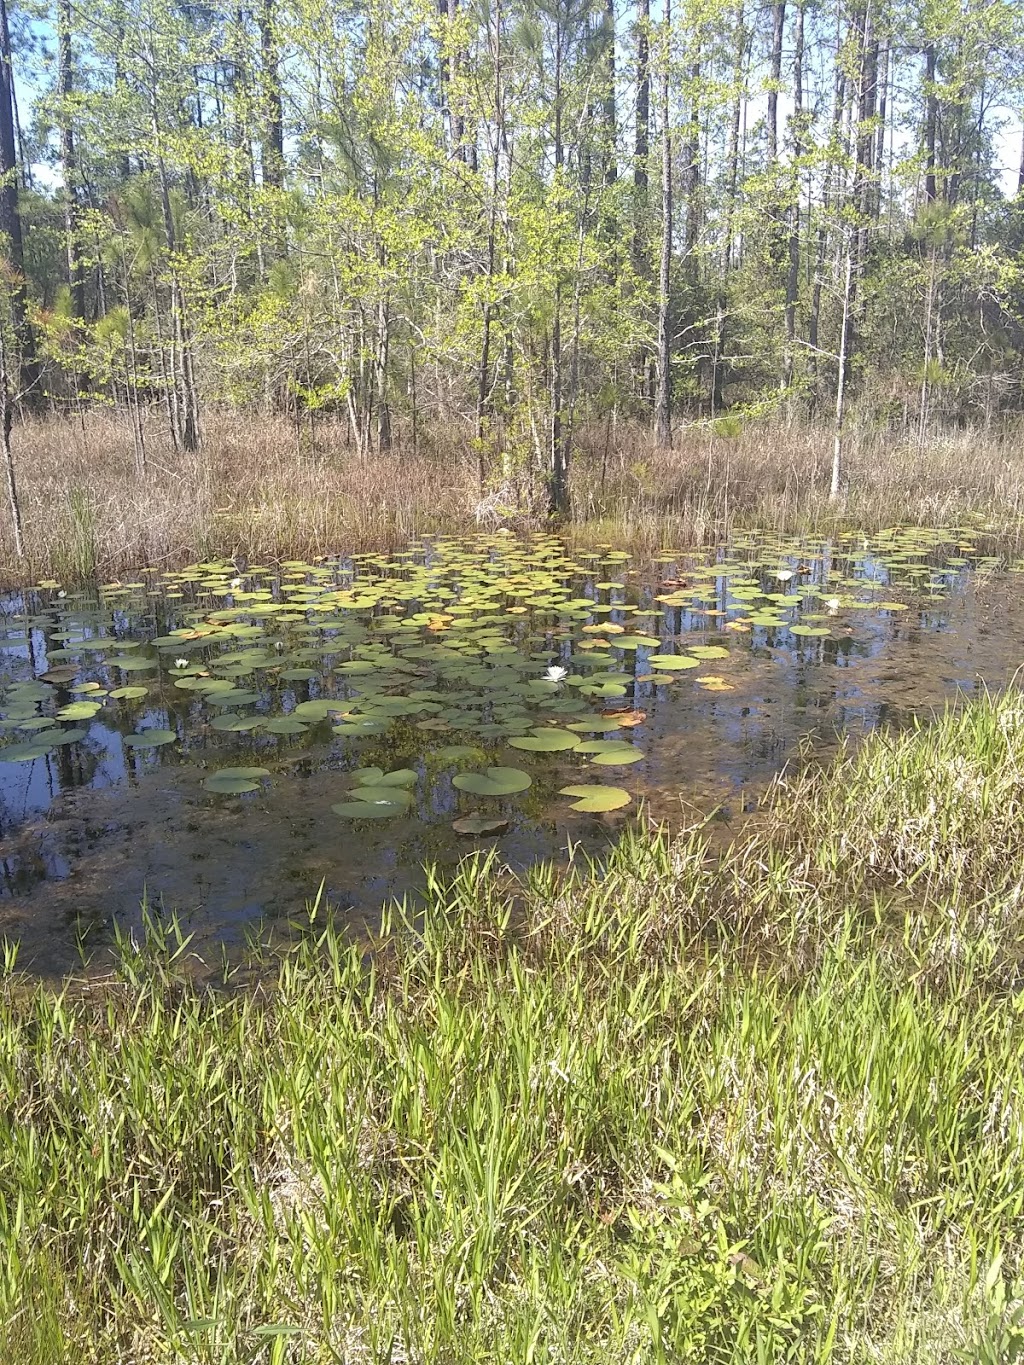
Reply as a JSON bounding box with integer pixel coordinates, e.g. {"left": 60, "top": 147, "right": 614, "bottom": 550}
{"left": 3, "top": 692, "right": 1024, "bottom": 1361}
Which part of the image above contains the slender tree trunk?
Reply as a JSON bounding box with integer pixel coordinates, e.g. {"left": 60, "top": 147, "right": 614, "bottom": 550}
{"left": 923, "top": 43, "right": 937, "bottom": 204}
{"left": 0, "top": 317, "right": 22, "bottom": 556}
{"left": 654, "top": 0, "right": 672, "bottom": 447}
{"left": 831, "top": 241, "right": 853, "bottom": 499}
{"left": 767, "top": 0, "right": 786, "bottom": 166}
{"left": 782, "top": 0, "right": 804, "bottom": 397}
{"left": 634, "top": 0, "right": 649, "bottom": 258}
{"left": 0, "top": 0, "right": 37, "bottom": 396}
{"left": 603, "top": 0, "right": 616, "bottom": 186}
{"left": 714, "top": 3, "right": 745, "bottom": 413}
{"left": 259, "top": 0, "right": 284, "bottom": 190}
{"left": 58, "top": 0, "right": 86, "bottom": 328}
{"left": 549, "top": 27, "right": 568, "bottom": 513}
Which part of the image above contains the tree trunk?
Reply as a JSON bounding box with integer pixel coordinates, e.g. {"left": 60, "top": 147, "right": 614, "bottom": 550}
{"left": 654, "top": 0, "right": 672, "bottom": 447}
{"left": 0, "top": 316, "right": 22, "bottom": 556}
{"left": 0, "top": 0, "right": 37, "bottom": 396}
{"left": 923, "top": 43, "right": 937, "bottom": 203}
{"left": 58, "top": 0, "right": 86, "bottom": 328}
{"left": 782, "top": 0, "right": 804, "bottom": 395}
{"left": 767, "top": 0, "right": 786, "bottom": 166}
{"left": 259, "top": 0, "right": 284, "bottom": 190}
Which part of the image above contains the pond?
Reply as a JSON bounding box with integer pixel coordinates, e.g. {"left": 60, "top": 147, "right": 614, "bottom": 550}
{"left": 0, "top": 527, "right": 1019, "bottom": 973}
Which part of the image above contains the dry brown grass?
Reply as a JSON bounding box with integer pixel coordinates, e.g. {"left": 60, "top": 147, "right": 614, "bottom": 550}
{"left": 4, "top": 407, "right": 1023, "bottom": 585}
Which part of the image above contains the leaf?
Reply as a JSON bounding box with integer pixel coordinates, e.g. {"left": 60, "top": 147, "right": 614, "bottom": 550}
{"left": 507, "top": 728, "right": 581, "bottom": 752}
{"left": 646, "top": 654, "right": 700, "bottom": 670}
{"left": 123, "top": 729, "right": 177, "bottom": 747}
{"left": 452, "top": 814, "right": 509, "bottom": 835}
{"left": 203, "top": 766, "right": 271, "bottom": 794}
{"left": 558, "top": 784, "right": 632, "bottom": 812}
{"left": 453, "top": 766, "right": 532, "bottom": 797}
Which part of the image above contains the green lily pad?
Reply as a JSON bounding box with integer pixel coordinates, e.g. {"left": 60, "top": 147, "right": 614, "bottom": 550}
{"left": 108, "top": 656, "right": 156, "bottom": 672}
{"left": 265, "top": 716, "right": 309, "bottom": 735}
{"left": 507, "top": 728, "right": 581, "bottom": 753}
{"left": 789, "top": 624, "right": 831, "bottom": 637}
{"left": 646, "top": 655, "right": 700, "bottom": 670}
{"left": 109, "top": 685, "right": 149, "bottom": 700}
{"left": 453, "top": 766, "right": 532, "bottom": 797}
{"left": 0, "top": 739, "right": 57, "bottom": 762}
{"left": 609, "top": 635, "right": 660, "bottom": 650}
{"left": 57, "top": 701, "right": 103, "bottom": 720}
{"left": 204, "top": 766, "right": 271, "bottom": 794}
{"left": 293, "top": 699, "right": 338, "bottom": 720}
{"left": 123, "top": 729, "right": 177, "bottom": 747}
{"left": 351, "top": 767, "right": 417, "bottom": 787}
{"left": 574, "top": 740, "right": 644, "bottom": 766}
{"left": 210, "top": 713, "right": 265, "bottom": 732}
{"left": 688, "top": 645, "right": 730, "bottom": 659}
{"left": 559, "top": 784, "right": 632, "bottom": 812}
{"left": 565, "top": 716, "right": 625, "bottom": 733}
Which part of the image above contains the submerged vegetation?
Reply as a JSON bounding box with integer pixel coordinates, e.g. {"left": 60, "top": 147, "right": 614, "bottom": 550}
{"left": 4, "top": 689, "right": 1024, "bottom": 1361}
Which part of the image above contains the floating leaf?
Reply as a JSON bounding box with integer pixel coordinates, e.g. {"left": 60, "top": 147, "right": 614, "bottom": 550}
{"left": 57, "top": 701, "right": 102, "bottom": 720}
{"left": 204, "top": 766, "right": 271, "bottom": 794}
{"left": 123, "top": 729, "right": 177, "bottom": 747}
{"left": 646, "top": 654, "right": 700, "bottom": 671}
{"left": 452, "top": 814, "right": 509, "bottom": 836}
{"left": 0, "top": 738, "right": 57, "bottom": 762}
{"left": 565, "top": 715, "right": 623, "bottom": 733}
{"left": 558, "top": 784, "right": 632, "bottom": 812}
{"left": 109, "top": 685, "right": 149, "bottom": 700}
{"left": 210, "top": 714, "right": 265, "bottom": 732}
{"left": 453, "top": 766, "right": 532, "bottom": 797}
{"left": 606, "top": 710, "right": 646, "bottom": 727}
{"left": 351, "top": 767, "right": 417, "bottom": 788}
{"left": 265, "top": 716, "right": 309, "bottom": 735}
{"left": 507, "top": 728, "right": 581, "bottom": 753}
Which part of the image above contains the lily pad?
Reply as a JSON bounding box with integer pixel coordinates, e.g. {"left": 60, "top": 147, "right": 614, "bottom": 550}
{"left": 351, "top": 767, "right": 417, "bottom": 788}
{"left": 559, "top": 784, "right": 632, "bottom": 812}
{"left": 646, "top": 654, "right": 700, "bottom": 671}
{"left": 265, "top": 716, "right": 310, "bottom": 735}
{"left": 452, "top": 814, "right": 510, "bottom": 836}
{"left": 507, "top": 728, "right": 581, "bottom": 753}
{"left": 204, "top": 766, "right": 271, "bottom": 794}
{"left": 109, "top": 685, "right": 149, "bottom": 700}
{"left": 453, "top": 766, "right": 532, "bottom": 797}
{"left": 123, "top": 729, "right": 177, "bottom": 747}
{"left": 57, "top": 701, "right": 103, "bottom": 720}
{"left": 0, "top": 738, "right": 57, "bottom": 762}
{"left": 575, "top": 741, "right": 644, "bottom": 766}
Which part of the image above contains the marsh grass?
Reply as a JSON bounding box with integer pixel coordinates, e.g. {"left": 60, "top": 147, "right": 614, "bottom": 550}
{"left": 4, "top": 692, "right": 1024, "bottom": 1361}
{"left": 4, "top": 410, "right": 1024, "bottom": 584}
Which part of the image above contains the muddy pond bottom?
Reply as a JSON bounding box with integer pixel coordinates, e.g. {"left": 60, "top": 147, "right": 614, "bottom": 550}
{"left": 0, "top": 528, "right": 1019, "bottom": 974}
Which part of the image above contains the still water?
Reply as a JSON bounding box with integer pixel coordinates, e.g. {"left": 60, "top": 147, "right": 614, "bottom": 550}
{"left": 0, "top": 527, "right": 1018, "bottom": 972}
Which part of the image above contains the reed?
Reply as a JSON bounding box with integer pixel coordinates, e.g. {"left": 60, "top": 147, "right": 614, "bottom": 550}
{"left": 4, "top": 690, "right": 1024, "bottom": 1361}
{"left": 5, "top": 410, "right": 1023, "bottom": 585}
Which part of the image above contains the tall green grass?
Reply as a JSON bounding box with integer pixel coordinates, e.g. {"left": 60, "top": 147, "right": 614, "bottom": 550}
{"left": 4, "top": 694, "right": 1024, "bottom": 1362}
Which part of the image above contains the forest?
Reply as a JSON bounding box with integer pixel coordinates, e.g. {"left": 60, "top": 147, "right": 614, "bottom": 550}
{"left": 0, "top": 0, "right": 1022, "bottom": 521}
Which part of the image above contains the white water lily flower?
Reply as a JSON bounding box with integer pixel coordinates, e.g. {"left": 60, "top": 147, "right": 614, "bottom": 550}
{"left": 545, "top": 664, "right": 568, "bottom": 682}
{"left": 230, "top": 576, "right": 243, "bottom": 590}
{"left": 774, "top": 569, "right": 795, "bottom": 583}
{"left": 825, "top": 597, "right": 841, "bottom": 615}
{"left": 174, "top": 657, "right": 188, "bottom": 668}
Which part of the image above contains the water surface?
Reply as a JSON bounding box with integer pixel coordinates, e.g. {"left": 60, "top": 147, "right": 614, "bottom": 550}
{"left": 0, "top": 528, "right": 1018, "bottom": 972}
